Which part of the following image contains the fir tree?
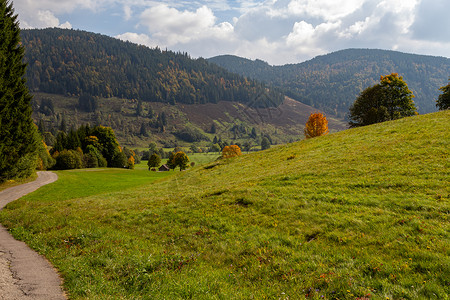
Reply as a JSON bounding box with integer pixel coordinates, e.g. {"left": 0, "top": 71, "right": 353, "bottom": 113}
{"left": 0, "top": 0, "right": 40, "bottom": 182}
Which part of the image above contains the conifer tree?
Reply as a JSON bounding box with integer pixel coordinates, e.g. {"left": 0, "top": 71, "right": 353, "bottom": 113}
{"left": 0, "top": 0, "right": 40, "bottom": 182}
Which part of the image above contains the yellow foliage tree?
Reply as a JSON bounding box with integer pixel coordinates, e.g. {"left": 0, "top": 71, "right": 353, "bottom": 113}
{"left": 222, "top": 145, "right": 242, "bottom": 158}
{"left": 127, "top": 156, "right": 135, "bottom": 169}
{"left": 304, "top": 113, "right": 329, "bottom": 139}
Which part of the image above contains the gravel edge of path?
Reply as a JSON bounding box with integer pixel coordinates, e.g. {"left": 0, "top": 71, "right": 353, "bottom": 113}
{"left": 0, "top": 172, "right": 67, "bottom": 300}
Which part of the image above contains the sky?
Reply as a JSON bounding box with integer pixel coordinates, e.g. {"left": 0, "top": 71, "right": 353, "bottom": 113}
{"left": 13, "top": 0, "right": 450, "bottom": 65}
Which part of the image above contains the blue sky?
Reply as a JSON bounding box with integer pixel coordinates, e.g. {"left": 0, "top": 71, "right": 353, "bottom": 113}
{"left": 14, "top": 0, "right": 450, "bottom": 65}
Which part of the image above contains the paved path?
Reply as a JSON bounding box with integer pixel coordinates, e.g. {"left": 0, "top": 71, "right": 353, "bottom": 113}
{"left": 0, "top": 172, "right": 66, "bottom": 300}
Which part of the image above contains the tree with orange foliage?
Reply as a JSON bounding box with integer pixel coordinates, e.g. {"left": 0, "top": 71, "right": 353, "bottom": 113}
{"left": 304, "top": 113, "right": 329, "bottom": 139}
{"left": 222, "top": 145, "right": 242, "bottom": 158}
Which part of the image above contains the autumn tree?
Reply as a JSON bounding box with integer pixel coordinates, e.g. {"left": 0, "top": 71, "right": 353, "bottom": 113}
{"left": 172, "top": 151, "right": 189, "bottom": 171}
{"left": 304, "top": 113, "right": 329, "bottom": 139}
{"left": 436, "top": 78, "right": 450, "bottom": 110}
{"left": 147, "top": 153, "right": 161, "bottom": 170}
{"left": 127, "top": 156, "right": 135, "bottom": 169}
{"left": 222, "top": 145, "right": 242, "bottom": 158}
{"left": 0, "top": 0, "right": 40, "bottom": 182}
{"left": 349, "top": 73, "right": 416, "bottom": 127}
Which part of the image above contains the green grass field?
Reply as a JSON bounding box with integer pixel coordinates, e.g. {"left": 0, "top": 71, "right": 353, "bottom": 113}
{"left": 1, "top": 111, "right": 449, "bottom": 299}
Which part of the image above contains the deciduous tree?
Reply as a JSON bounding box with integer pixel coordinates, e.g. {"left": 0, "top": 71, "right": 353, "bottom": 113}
{"left": 222, "top": 145, "right": 242, "bottom": 158}
{"left": 436, "top": 78, "right": 450, "bottom": 110}
{"left": 0, "top": 0, "right": 40, "bottom": 182}
{"left": 147, "top": 153, "right": 161, "bottom": 169}
{"left": 349, "top": 73, "right": 416, "bottom": 127}
{"left": 304, "top": 113, "right": 329, "bottom": 139}
{"left": 172, "top": 151, "right": 189, "bottom": 171}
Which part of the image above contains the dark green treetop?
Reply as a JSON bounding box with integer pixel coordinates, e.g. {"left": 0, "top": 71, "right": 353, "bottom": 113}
{"left": 436, "top": 78, "right": 450, "bottom": 110}
{"left": 0, "top": 0, "right": 40, "bottom": 182}
{"left": 349, "top": 73, "right": 417, "bottom": 127}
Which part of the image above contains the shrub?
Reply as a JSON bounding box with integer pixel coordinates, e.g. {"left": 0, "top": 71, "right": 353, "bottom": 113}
{"left": 53, "top": 150, "right": 83, "bottom": 170}
{"left": 110, "top": 150, "right": 127, "bottom": 168}
{"left": 83, "top": 152, "right": 98, "bottom": 168}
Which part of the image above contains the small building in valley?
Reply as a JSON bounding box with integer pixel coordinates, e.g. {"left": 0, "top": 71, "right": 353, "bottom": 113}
{"left": 159, "top": 164, "right": 170, "bottom": 172}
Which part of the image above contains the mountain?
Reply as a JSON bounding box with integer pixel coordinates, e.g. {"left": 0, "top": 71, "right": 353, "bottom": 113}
{"left": 31, "top": 92, "right": 347, "bottom": 148}
{"left": 23, "top": 28, "right": 343, "bottom": 147}
{"left": 208, "top": 49, "right": 450, "bottom": 118}
{"left": 21, "top": 28, "right": 284, "bottom": 108}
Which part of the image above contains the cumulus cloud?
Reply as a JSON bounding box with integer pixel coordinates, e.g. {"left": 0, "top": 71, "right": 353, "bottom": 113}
{"left": 123, "top": 5, "right": 133, "bottom": 21}
{"left": 10, "top": 0, "right": 450, "bottom": 64}
{"left": 115, "top": 32, "right": 158, "bottom": 48}
{"left": 137, "top": 4, "right": 234, "bottom": 46}
{"left": 14, "top": 0, "right": 99, "bottom": 28}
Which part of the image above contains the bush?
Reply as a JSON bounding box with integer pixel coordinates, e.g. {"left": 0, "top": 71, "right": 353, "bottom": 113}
{"left": 83, "top": 152, "right": 98, "bottom": 168}
{"left": 53, "top": 150, "right": 83, "bottom": 170}
{"left": 110, "top": 150, "right": 127, "bottom": 168}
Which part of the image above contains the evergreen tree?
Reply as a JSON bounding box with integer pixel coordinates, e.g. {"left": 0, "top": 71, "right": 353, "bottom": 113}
{"left": 0, "top": 0, "right": 40, "bottom": 182}
{"left": 60, "top": 114, "right": 67, "bottom": 132}
{"left": 78, "top": 93, "right": 98, "bottom": 112}
{"left": 136, "top": 100, "right": 143, "bottom": 116}
{"left": 261, "top": 137, "right": 271, "bottom": 150}
{"left": 139, "top": 122, "right": 147, "bottom": 137}
{"left": 38, "top": 119, "right": 46, "bottom": 134}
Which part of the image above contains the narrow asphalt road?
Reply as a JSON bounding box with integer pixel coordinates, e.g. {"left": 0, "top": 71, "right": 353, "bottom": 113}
{"left": 0, "top": 171, "right": 66, "bottom": 300}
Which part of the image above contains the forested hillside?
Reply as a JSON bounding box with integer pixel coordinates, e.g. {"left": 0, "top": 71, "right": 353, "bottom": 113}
{"left": 209, "top": 49, "right": 450, "bottom": 118}
{"left": 21, "top": 28, "right": 283, "bottom": 107}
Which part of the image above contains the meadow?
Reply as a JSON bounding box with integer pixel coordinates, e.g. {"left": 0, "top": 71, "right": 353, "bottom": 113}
{"left": 0, "top": 111, "right": 449, "bottom": 299}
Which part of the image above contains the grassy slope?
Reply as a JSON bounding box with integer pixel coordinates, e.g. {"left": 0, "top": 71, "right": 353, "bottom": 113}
{"left": 1, "top": 111, "right": 449, "bottom": 299}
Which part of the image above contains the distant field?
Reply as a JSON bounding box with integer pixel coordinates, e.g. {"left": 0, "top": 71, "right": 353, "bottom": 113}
{"left": 1, "top": 111, "right": 448, "bottom": 299}
{"left": 135, "top": 152, "right": 220, "bottom": 170}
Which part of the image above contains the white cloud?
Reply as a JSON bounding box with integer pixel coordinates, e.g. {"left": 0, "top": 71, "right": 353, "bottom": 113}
{"left": 115, "top": 32, "right": 158, "bottom": 48}
{"left": 19, "top": 9, "right": 72, "bottom": 29}
{"left": 14, "top": 0, "right": 100, "bottom": 29}
{"left": 10, "top": 0, "right": 450, "bottom": 64}
{"left": 59, "top": 21, "right": 73, "bottom": 29}
{"left": 138, "top": 4, "right": 234, "bottom": 46}
{"left": 287, "top": 0, "right": 363, "bottom": 21}
{"left": 123, "top": 5, "right": 133, "bottom": 21}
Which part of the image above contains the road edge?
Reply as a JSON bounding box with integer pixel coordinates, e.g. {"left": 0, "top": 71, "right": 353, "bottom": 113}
{"left": 0, "top": 171, "right": 67, "bottom": 299}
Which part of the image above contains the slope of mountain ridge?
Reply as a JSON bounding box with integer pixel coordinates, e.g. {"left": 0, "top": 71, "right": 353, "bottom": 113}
{"left": 21, "top": 28, "right": 284, "bottom": 108}
{"left": 22, "top": 28, "right": 347, "bottom": 146}
{"left": 208, "top": 49, "right": 450, "bottom": 118}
